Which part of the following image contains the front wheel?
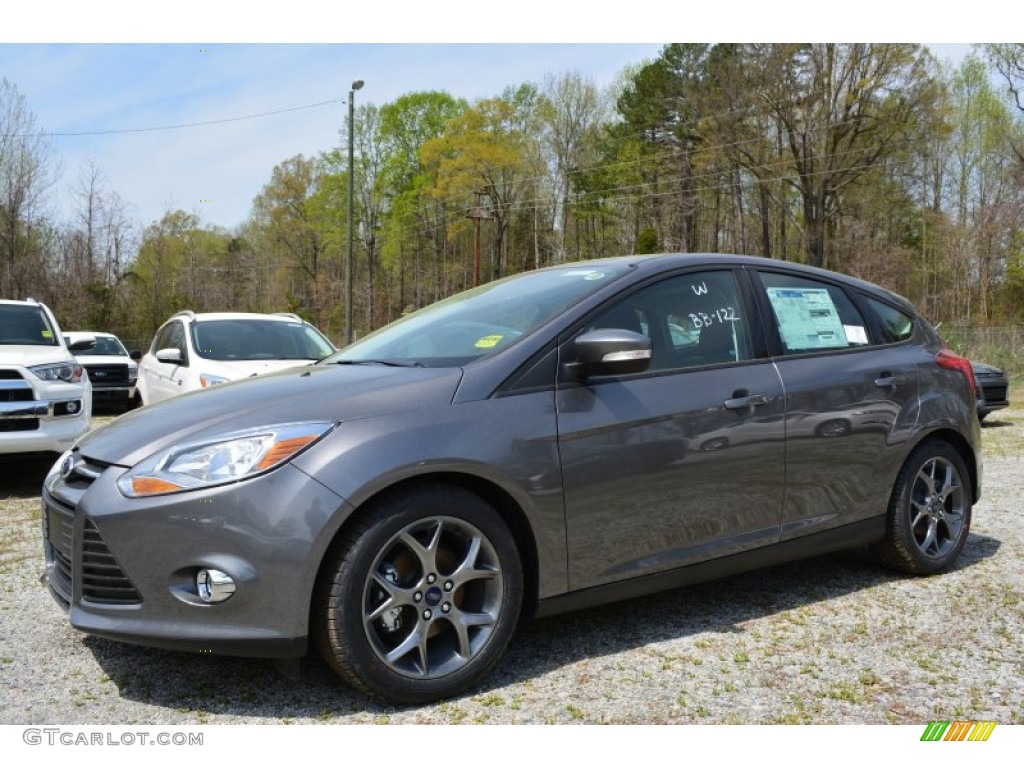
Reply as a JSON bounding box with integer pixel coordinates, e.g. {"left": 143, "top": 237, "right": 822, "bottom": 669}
{"left": 876, "top": 440, "right": 972, "bottom": 575}
{"left": 315, "top": 484, "right": 523, "bottom": 704}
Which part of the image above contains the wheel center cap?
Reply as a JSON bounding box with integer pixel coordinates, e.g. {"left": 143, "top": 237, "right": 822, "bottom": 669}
{"left": 425, "top": 586, "right": 442, "bottom": 606}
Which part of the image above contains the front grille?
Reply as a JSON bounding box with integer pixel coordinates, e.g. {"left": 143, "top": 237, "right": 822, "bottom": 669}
{"left": 44, "top": 455, "right": 143, "bottom": 607}
{"left": 0, "top": 418, "right": 38, "bottom": 432}
{"left": 982, "top": 384, "right": 1008, "bottom": 402}
{"left": 81, "top": 520, "right": 142, "bottom": 604}
{"left": 46, "top": 499, "right": 74, "bottom": 606}
{"left": 0, "top": 388, "right": 33, "bottom": 402}
{"left": 83, "top": 364, "right": 129, "bottom": 385}
{"left": 0, "top": 370, "right": 23, "bottom": 379}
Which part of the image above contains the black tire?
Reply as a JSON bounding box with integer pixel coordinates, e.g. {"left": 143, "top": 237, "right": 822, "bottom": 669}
{"left": 876, "top": 439, "right": 972, "bottom": 575}
{"left": 314, "top": 483, "right": 523, "bottom": 704}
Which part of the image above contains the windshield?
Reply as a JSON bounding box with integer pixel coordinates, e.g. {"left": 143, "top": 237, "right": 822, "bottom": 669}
{"left": 191, "top": 319, "right": 335, "bottom": 361}
{"left": 323, "top": 265, "right": 630, "bottom": 367}
{"left": 70, "top": 336, "right": 128, "bottom": 356}
{"left": 0, "top": 305, "right": 59, "bottom": 346}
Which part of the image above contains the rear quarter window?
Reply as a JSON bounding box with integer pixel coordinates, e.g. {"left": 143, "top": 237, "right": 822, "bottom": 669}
{"left": 862, "top": 296, "right": 915, "bottom": 343}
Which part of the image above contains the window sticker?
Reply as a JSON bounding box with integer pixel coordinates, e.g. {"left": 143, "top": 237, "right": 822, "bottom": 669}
{"left": 766, "top": 287, "right": 848, "bottom": 350}
{"left": 41, "top": 330, "right": 53, "bottom": 339}
{"left": 474, "top": 335, "right": 504, "bottom": 349}
{"left": 843, "top": 324, "right": 869, "bottom": 345}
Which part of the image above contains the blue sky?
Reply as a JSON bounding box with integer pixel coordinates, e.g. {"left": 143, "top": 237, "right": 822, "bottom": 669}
{"left": 0, "top": 43, "right": 667, "bottom": 231}
{"left": 0, "top": 1, "right": 989, "bottom": 234}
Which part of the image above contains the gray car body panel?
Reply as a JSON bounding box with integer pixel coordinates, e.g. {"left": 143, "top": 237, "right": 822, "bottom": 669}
{"left": 41, "top": 253, "right": 983, "bottom": 660}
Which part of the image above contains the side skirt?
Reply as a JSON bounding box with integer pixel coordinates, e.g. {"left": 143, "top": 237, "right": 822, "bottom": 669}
{"left": 533, "top": 517, "right": 886, "bottom": 619}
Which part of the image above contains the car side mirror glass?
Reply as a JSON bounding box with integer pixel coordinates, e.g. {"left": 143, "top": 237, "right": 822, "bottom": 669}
{"left": 68, "top": 337, "right": 96, "bottom": 352}
{"left": 571, "top": 329, "right": 652, "bottom": 379}
{"left": 156, "top": 347, "right": 183, "bottom": 365}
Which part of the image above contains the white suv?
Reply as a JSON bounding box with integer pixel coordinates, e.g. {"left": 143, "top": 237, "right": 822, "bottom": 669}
{"left": 136, "top": 311, "right": 336, "bottom": 406}
{"left": 0, "top": 299, "right": 93, "bottom": 455}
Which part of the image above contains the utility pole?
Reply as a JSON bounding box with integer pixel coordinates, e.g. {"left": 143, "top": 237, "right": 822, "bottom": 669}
{"left": 466, "top": 190, "right": 493, "bottom": 287}
{"left": 345, "top": 79, "right": 364, "bottom": 346}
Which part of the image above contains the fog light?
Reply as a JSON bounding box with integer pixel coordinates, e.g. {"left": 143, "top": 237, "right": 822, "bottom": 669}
{"left": 65, "top": 401, "right": 79, "bottom": 414}
{"left": 196, "top": 569, "right": 236, "bottom": 603}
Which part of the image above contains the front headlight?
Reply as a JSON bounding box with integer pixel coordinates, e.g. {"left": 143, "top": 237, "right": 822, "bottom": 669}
{"left": 29, "top": 361, "right": 85, "bottom": 383}
{"left": 116, "top": 422, "right": 334, "bottom": 497}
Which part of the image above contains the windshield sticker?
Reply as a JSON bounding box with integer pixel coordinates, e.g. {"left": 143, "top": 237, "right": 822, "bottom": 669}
{"left": 41, "top": 330, "right": 53, "bottom": 339}
{"left": 474, "top": 335, "right": 504, "bottom": 349}
{"left": 766, "top": 287, "right": 848, "bottom": 350}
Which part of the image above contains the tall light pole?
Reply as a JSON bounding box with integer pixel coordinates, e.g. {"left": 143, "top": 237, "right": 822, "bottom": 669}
{"left": 345, "top": 79, "right": 364, "bottom": 346}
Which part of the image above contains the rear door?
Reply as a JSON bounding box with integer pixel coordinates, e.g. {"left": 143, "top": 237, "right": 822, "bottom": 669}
{"left": 750, "top": 269, "right": 920, "bottom": 539}
{"left": 558, "top": 268, "right": 786, "bottom": 591}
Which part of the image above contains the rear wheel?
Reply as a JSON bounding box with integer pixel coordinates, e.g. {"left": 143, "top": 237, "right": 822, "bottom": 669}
{"left": 315, "top": 484, "right": 523, "bottom": 704}
{"left": 876, "top": 440, "right": 971, "bottom": 575}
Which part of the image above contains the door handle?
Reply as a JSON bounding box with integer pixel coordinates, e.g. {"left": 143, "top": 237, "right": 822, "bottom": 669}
{"left": 724, "top": 393, "right": 769, "bottom": 410}
{"left": 874, "top": 374, "right": 903, "bottom": 388}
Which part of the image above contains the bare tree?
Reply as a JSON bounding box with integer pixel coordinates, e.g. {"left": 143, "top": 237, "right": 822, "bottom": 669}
{"left": 541, "top": 71, "right": 606, "bottom": 262}
{"left": 0, "top": 78, "right": 61, "bottom": 296}
{"left": 752, "top": 44, "right": 938, "bottom": 269}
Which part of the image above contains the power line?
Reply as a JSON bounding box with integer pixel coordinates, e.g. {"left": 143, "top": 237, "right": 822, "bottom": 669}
{"left": 31, "top": 98, "right": 346, "bottom": 138}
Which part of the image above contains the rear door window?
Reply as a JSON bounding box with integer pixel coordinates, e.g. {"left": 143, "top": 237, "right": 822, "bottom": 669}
{"left": 757, "top": 271, "right": 870, "bottom": 355}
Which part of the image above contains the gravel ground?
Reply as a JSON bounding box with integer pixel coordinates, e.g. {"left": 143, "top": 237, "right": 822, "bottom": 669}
{"left": 1, "top": 400, "right": 1022, "bottom": 725}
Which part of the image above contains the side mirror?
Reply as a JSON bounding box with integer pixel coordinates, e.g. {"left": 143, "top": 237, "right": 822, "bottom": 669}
{"left": 155, "top": 348, "right": 184, "bottom": 365}
{"left": 67, "top": 335, "right": 97, "bottom": 352}
{"left": 129, "top": 350, "right": 142, "bottom": 361}
{"left": 570, "top": 329, "right": 652, "bottom": 379}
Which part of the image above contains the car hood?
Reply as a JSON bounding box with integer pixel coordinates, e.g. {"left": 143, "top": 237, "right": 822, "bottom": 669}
{"left": 196, "top": 359, "right": 315, "bottom": 378}
{"left": 79, "top": 354, "right": 137, "bottom": 368}
{"left": 77, "top": 363, "right": 464, "bottom": 467}
{"left": 0, "top": 345, "right": 73, "bottom": 368}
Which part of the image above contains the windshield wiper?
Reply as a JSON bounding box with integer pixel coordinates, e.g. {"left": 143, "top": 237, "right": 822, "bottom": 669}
{"left": 331, "top": 359, "right": 424, "bottom": 368}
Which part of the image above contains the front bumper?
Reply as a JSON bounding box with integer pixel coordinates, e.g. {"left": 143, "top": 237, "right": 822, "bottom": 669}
{"left": 41, "top": 455, "right": 350, "bottom": 658}
{"left": 0, "top": 379, "right": 90, "bottom": 454}
{"left": 90, "top": 384, "right": 136, "bottom": 402}
{"left": 976, "top": 376, "right": 1010, "bottom": 416}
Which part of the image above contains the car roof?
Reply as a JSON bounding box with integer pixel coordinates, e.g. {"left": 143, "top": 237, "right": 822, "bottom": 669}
{"left": 189, "top": 312, "right": 305, "bottom": 323}
{"left": 568, "top": 253, "right": 916, "bottom": 312}
{"left": 0, "top": 299, "right": 46, "bottom": 306}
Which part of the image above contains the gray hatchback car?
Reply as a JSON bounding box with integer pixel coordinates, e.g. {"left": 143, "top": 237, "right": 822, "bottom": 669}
{"left": 42, "top": 254, "right": 981, "bottom": 704}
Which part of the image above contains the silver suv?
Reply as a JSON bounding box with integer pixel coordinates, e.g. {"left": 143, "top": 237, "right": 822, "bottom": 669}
{"left": 0, "top": 299, "right": 93, "bottom": 455}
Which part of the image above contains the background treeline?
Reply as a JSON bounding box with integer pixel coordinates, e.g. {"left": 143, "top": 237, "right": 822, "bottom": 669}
{"left": 3, "top": 44, "right": 1024, "bottom": 359}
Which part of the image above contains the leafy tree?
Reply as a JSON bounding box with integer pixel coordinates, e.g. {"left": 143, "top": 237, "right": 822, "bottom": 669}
{"left": 421, "top": 91, "right": 538, "bottom": 282}
{"left": 750, "top": 44, "right": 939, "bottom": 269}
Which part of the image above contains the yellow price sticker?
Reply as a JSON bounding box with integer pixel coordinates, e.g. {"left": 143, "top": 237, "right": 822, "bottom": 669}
{"left": 41, "top": 330, "right": 53, "bottom": 338}
{"left": 474, "top": 335, "right": 503, "bottom": 349}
